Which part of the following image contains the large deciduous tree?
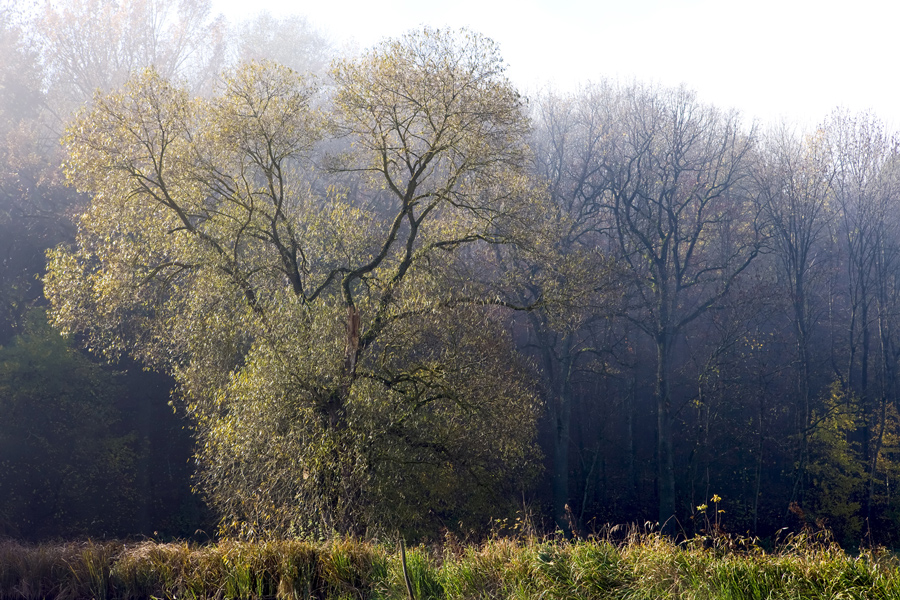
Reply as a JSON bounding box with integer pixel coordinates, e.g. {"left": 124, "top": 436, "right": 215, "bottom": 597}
{"left": 527, "top": 87, "right": 625, "bottom": 532}
{"left": 45, "top": 29, "right": 541, "bottom": 538}
{"left": 753, "top": 126, "right": 834, "bottom": 511}
{"left": 597, "top": 84, "right": 761, "bottom": 531}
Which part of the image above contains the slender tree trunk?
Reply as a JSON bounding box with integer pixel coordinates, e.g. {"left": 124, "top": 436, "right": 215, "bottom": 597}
{"left": 625, "top": 378, "right": 637, "bottom": 507}
{"left": 656, "top": 329, "right": 676, "bottom": 533}
{"left": 552, "top": 391, "right": 573, "bottom": 531}
{"left": 794, "top": 276, "right": 811, "bottom": 446}
{"left": 870, "top": 258, "right": 894, "bottom": 522}
{"left": 530, "top": 316, "right": 577, "bottom": 534}
{"left": 848, "top": 297, "right": 858, "bottom": 393}
{"left": 861, "top": 297, "right": 872, "bottom": 465}
{"left": 790, "top": 274, "right": 812, "bottom": 514}
{"left": 753, "top": 391, "right": 764, "bottom": 535}
{"left": 550, "top": 340, "right": 575, "bottom": 533}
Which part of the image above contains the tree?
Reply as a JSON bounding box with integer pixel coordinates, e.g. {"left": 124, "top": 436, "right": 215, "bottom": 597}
{"left": 45, "top": 29, "right": 542, "bottom": 538}
{"left": 527, "top": 87, "right": 625, "bottom": 531}
{"left": 596, "top": 83, "right": 761, "bottom": 531}
{"left": 753, "top": 126, "right": 834, "bottom": 511}
{"left": 38, "top": 0, "right": 226, "bottom": 125}
{"left": 230, "top": 11, "right": 334, "bottom": 76}
{"left": 824, "top": 110, "right": 900, "bottom": 525}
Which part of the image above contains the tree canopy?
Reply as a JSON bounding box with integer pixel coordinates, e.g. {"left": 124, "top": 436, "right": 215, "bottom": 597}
{"left": 45, "top": 29, "right": 543, "bottom": 538}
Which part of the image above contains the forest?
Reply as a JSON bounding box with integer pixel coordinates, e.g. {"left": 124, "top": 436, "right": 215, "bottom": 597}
{"left": 3, "top": 0, "right": 900, "bottom": 551}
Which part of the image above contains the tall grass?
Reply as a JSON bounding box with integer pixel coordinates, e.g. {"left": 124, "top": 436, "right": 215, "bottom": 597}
{"left": 1, "top": 530, "right": 898, "bottom": 599}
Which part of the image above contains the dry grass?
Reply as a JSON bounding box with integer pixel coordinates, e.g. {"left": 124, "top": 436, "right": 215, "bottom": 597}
{"left": 1, "top": 530, "right": 898, "bottom": 599}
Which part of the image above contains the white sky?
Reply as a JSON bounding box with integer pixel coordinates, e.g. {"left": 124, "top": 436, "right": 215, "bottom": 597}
{"left": 214, "top": 0, "right": 900, "bottom": 130}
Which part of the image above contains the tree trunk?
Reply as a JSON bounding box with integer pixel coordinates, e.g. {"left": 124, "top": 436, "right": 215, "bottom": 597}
{"left": 657, "top": 330, "right": 676, "bottom": 534}
{"left": 552, "top": 391, "right": 573, "bottom": 532}
{"left": 549, "top": 336, "right": 575, "bottom": 533}
{"left": 625, "top": 378, "right": 637, "bottom": 508}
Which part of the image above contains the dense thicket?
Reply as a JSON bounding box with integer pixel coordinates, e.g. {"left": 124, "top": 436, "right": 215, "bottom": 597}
{"left": 4, "top": 0, "right": 900, "bottom": 546}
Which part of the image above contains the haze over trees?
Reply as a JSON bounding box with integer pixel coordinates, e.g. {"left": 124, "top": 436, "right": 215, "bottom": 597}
{"left": 4, "top": 0, "right": 900, "bottom": 546}
{"left": 0, "top": 0, "right": 235, "bottom": 539}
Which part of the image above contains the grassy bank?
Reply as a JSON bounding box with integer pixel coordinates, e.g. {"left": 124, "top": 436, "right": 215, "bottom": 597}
{"left": 1, "top": 531, "right": 898, "bottom": 599}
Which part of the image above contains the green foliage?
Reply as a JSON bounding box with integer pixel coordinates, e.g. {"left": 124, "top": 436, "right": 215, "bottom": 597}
{"left": 0, "top": 311, "right": 137, "bottom": 538}
{"left": 45, "top": 29, "right": 543, "bottom": 539}
{"left": 805, "top": 382, "right": 867, "bottom": 542}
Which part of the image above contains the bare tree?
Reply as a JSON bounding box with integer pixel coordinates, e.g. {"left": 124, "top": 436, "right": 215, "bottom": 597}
{"left": 754, "top": 125, "right": 834, "bottom": 512}
{"left": 595, "top": 83, "right": 761, "bottom": 531}
{"left": 527, "top": 87, "right": 623, "bottom": 531}
{"left": 825, "top": 110, "right": 900, "bottom": 522}
{"left": 230, "top": 11, "right": 335, "bottom": 76}
{"left": 39, "top": 0, "right": 226, "bottom": 125}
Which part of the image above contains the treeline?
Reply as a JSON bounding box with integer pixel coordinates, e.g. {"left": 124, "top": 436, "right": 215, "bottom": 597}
{"left": 3, "top": 0, "right": 900, "bottom": 547}
{"left": 526, "top": 90, "right": 900, "bottom": 545}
